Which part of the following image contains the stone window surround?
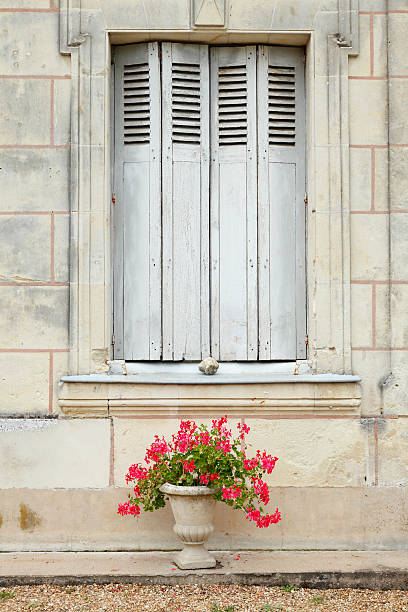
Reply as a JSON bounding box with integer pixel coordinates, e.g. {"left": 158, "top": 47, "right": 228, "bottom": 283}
{"left": 58, "top": 0, "right": 362, "bottom": 415}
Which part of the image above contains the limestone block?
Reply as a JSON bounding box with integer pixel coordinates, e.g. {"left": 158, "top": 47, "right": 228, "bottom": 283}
{"left": 373, "top": 148, "right": 389, "bottom": 211}
{"left": 0, "top": 150, "right": 69, "bottom": 212}
{"left": 0, "top": 353, "right": 49, "bottom": 414}
{"left": 245, "top": 418, "right": 368, "bottom": 487}
{"left": 0, "top": 486, "right": 407, "bottom": 551}
{"left": 53, "top": 214, "right": 69, "bottom": 283}
{"left": 228, "top": 0, "right": 331, "bottom": 32}
{"left": 350, "top": 148, "right": 371, "bottom": 211}
{"left": 314, "top": 146, "right": 330, "bottom": 212}
{"left": 349, "top": 81, "right": 388, "bottom": 146}
{"left": 351, "top": 284, "right": 372, "bottom": 347}
{"left": 375, "top": 284, "right": 390, "bottom": 348}
{"left": 51, "top": 351, "right": 69, "bottom": 414}
{"left": 0, "top": 13, "right": 69, "bottom": 75}
{"left": 0, "top": 0, "right": 49, "bottom": 8}
{"left": 389, "top": 14, "right": 408, "bottom": 75}
{"left": 0, "top": 418, "right": 110, "bottom": 488}
{"left": 389, "top": 80, "right": 408, "bottom": 144}
{"left": 0, "top": 80, "right": 50, "bottom": 145}
{"left": 0, "top": 286, "right": 68, "bottom": 349}
{"left": 348, "top": 14, "right": 370, "bottom": 77}
{"left": 99, "top": 0, "right": 190, "bottom": 30}
{"left": 390, "top": 285, "right": 408, "bottom": 347}
{"left": 378, "top": 419, "right": 408, "bottom": 486}
{"left": 391, "top": 213, "right": 408, "bottom": 281}
{"left": 53, "top": 79, "right": 70, "bottom": 147}
{"left": 383, "top": 352, "right": 408, "bottom": 416}
{"left": 388, "top": 0, "right": 408, "bottom": 8}
{"left": 358, "top": 0, "right": 386, "bottom": 9}
{"left": 390, "top": 148, "right": 408, "bottom": 210}
{"left": 373, "top": 15, "right": 388, "bottom": 77}
{"left": 0, "top": 215, "right": 51, "bottom": 283}
{"left": 351, "top": 215, "right": 389, "bottom": 281}
{"left": 351, "top": 350, "right": 390, "bottom": 416}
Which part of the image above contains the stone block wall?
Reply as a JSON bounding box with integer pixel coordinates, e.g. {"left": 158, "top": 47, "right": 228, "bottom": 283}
{"left": 0, "top": 0, "right": 407, "bottom": 552}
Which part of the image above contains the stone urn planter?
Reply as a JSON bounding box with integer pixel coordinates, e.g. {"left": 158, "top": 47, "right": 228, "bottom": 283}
{"left": 160, "top": 483, "right": 217, "bottom": 569}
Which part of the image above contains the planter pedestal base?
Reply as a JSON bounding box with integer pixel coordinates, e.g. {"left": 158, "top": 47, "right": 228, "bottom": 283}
{"left": 174, "top": 544, "right": 216, "bottom": 570}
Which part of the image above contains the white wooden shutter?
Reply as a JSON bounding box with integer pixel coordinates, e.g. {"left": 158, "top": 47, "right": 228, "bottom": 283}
{"left": 257, "top": 45, "right": 306, "bottom": 360}
{"left": 210, "top": 46, "right": 257, "bottom": 361}
{"left": 162, "top": 43, "right": 210, "bottom": 360}
{"left": 113, "top": 43, "right": 161, "bottom": 360}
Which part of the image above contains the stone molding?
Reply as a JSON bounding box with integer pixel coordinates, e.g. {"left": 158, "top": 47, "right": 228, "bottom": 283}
{"left": 58, "top": 0, "right": 361, "bottom": 376}
{"left": 59, "top": 379, "right": 362, "bottom": 417}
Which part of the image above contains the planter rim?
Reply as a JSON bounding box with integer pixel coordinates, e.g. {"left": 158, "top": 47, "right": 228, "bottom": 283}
{"left": 160, "top": 483, "right": 217, "bottom": 496}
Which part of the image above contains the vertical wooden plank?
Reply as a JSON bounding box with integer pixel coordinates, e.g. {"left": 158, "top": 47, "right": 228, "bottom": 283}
{"left": 148, "top": 42, "right": 162, "bottom": 359}
{"left": 265, "top": 45, "right": 306, "bottom": 360}
{"left": 210, "top": 46, "right": 257, "bottom": 361}
{"left": 161, "top": 42, "right": 174, "bottom": 360}
{"left": 200, "top": 44, "right": 211, "bottom": 358}
{"left": 257, "top": 45, "right": 271, "bottom": 360}
{"left": 210, "top": 46, "right": 220, "bottom": 360}
{"left": 113, "top": 43, "right": 161, "bottom": 360}
{"left": 246, "top": 45, "right": 258, "bottom": 360}
{"left": 268, "top": 162, "right": 297, "bottom": 356}
{"left": 162, "top": 42, "right": 210, "bottom": 360}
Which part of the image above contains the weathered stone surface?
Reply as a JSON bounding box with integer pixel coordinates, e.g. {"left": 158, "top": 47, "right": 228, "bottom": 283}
{"left": 383, "top": 352, "right": 408, "bottom": 416}
{"left": 0, "top": 419, "right": 110, "bottom": 488}
{"left": 0, "top": 286, "right": 68, "bottom": 349}
{"left": 351, "top": 215, "right": 389, "bottom": 281}
{"left": 53, "top": 214, "right": 69, "bottom": 283}
{"left": 0, "top": 353, "right": 49, "bottom": 414}
{"left": 245, "top": 418, "right": 368, "bottom": 487}
{"left": 0, "top": 80, "right": 50, "bottom": 145}
{"left": 0, "top": 13, "right": 69, "bottom": 75}
{"left": 349, "top": 81, "right": 388, "bottom": 146}
{"left": 391, "top": 213, "right": 408, "bottom": 281}
{"left": 391, "top": 284, "right": 408, "bottom": 347}
{"left": 378, "top": 418, "right": 408, "bottom": 486}
{"left": 389, "top": 80, "right": 408, "bottom": 144}
{"left": 351, "top": 350, "right": 390, "bottom": 416}
{"left": 375, "top": 284, "right": 390, "bottom": 348}
{"left": 373, "top": 148, "right": 389, "bottom": 211}
{"left": 0, "top": 215, "right": 51, "bottom": 282}
{"left": 0, "top": 150, "right": 70, "bottom": 212}
{"left": 0, "top": 487, "right": 406, "bottom": 552}
{"left": 389, "top": 13, "right": 408, "bottom": 75}
{"left": 198, "top": 356, "right": 219, "bottom": 375}
{"left": 348, "top": 14, "right": 370, "bottom": 77}
{"left": 390, "top": 147, "right": 408, "bottom": 210}
{"left": 349, "top": 148, "right": 371, "bottom": 211}
{"left": 53, "top": 79, "right": 71, "bottom": 147}
{"left": 351, "top": 284, "right": 372, "bottom": 347}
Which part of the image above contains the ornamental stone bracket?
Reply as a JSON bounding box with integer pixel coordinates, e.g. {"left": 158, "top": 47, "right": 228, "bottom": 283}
{"left": 58, "top": 0, "right": 361, "bottom": 377}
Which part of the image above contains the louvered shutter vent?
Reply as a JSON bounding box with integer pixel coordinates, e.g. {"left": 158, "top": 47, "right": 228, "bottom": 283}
{"left": 268, "top": 64, "right": 296, "bottom": 146}
{"left": 172, "top": 62, "right": 201, "bottom": 144}
{"left": 218, "top": 65, "right": 247, "bottom": 145}
{"left": 123, "top": 62, "right": 150, "bottom": 144}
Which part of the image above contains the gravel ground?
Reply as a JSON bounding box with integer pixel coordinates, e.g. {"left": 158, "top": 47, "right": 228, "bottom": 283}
{"left": 0, "top": 584, "right": 408, "bottom": 611}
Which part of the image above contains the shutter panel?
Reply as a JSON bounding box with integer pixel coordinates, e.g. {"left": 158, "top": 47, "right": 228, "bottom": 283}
{"left": 113, "top": 43, "right": 161, "bottom": 360}
{"left": 162, "top": 43, "right": 210, "bottom": 360}
{"left": 257, "top": 45, "right": 306, "bottom": 360}
{"left": 210, "top": 46, "right": 258, "bottom": 361}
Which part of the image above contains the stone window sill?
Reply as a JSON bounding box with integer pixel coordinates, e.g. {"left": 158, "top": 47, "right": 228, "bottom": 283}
{"left": 58, "top": 365, "right": 361, "bottom": 417}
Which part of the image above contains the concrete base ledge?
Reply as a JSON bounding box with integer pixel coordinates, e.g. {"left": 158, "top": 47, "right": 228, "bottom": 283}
{"left": 1, "top": 551, "right": 407, "bottom": 590}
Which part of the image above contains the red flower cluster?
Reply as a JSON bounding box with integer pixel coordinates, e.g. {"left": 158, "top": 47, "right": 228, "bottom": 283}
{"left": 246, "top": 506, "right": 281, "bottom": 528}
{"left": 199, "top": 473, "right": 219, "bottom": 484}
{"left": 117, "top": 502, "right": 140, "bottom": 516}
{"left": 251, "top": 477, "right": 270, "bottom": 505}
{"left": 222, "top": 485, "right": 242, "bottom": 500}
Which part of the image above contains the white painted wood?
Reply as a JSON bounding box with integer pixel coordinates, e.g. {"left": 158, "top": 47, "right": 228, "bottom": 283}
{"left": 162, "top": 43, "right": 210, "bottom": 360}
{"left": 113, "top": 43, "right": 161, "bottom": 360}
{"left": 257, "top": 45, "right": 306, "bottom": 360}
{"left": 210, "top": 46, "right": 257, "bottom": 361}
